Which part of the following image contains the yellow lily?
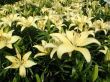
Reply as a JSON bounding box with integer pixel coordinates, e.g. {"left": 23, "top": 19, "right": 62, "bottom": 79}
{"left": 5, "top": 48, "right": 37, "bottom": 77}
{"left": 36, "top": 18, "right": 47, "bottom": 30}
{"left": 0, "top": 14, "right": 19, "bottom": 27}
{"left": 99, "top": 46, "right": 108, "bottom": 54}
{"left": 33, "top": 40, "right": 50, "bottom": 58}
{"left": 50, "top": 15, "right": 64, "bottom": 31}
{"left": 70, "top": 14, "right": 92, "bottom": 31}
{"left": 17, "top": 16, "right": 38, "bottom": 31}
{"left": 49, "top": 30, "right": 100, "bottom": 62}
{"left": 0, "top": 29, "right": 20, "bottom": 49}
{"left": 100, "top": 46, "right": 110, "bottom": 61}
{"left": 92, "top": 19, "right": 109, "bottom": 34}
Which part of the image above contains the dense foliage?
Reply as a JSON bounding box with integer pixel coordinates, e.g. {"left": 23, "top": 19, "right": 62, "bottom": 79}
{"left": 0, "top": 0, "right": 110, "bottom": 82}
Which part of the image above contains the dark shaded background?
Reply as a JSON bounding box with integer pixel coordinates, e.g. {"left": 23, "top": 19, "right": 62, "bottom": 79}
{"left": 0, "top": 0, "right": 19, "bottom": 5}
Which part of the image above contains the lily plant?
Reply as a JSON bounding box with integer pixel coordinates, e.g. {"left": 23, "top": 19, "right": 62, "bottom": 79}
{"left": 0, "top": 28, "right": 20, "bottom": 49}
{"left": 46, "top": 30, "right": 100, "bottom": 62}
{"left": 5, "top": 48, "right": 37, "bottom": 77}
{"left": 0, "top": 14, "right": 19, "bottom": 27}
{"left": 33, "top": 40, "right": 50, "bottom": 58}
{"left": 17, "top": 16, "right": 38, "bottom": 31}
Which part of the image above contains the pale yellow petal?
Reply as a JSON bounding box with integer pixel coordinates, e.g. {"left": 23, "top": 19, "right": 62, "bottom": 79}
{"left": 19, "top": 66, "right": 26, "bottom": 77}
{"left": 0, "top": 41, "right": 5, "bottom": 49}
{"left": 50, "top": 33, "right": 71, "bottom": 45}
{"left": 80, "top": 31, "right": 94, "bottom": 39}
{"left": 34, "top": 53, "right": 47, "bottom": 58}
{"left": 23, "top": 51, "right": 31, "bottom": 61}
{"left": 21, "top": 26, "right": 25, "bottom": 31}
{"left": 6, "top": 44, "right": 13, "bottom": 49}
{"left": 7, "top": 30, "right": 14, "bottom": 36}
{"left": 42, "top": 40, "right": 47, "bottom": 46}
{"left": 57, "top": 44, "right": 74, "bottom": 59}
{"left": 34, "top": 45, "right": 45, "bottom": 52}
{"left": 45, "top": 43, "right": 57, "bottom": 48}
{"left": 15, "top": 48, "right": 21, "bottom": 60}
{"left": 5, "top": 56, "right": 18, "bottom": 62}
{"left": 66, "top": 30, "right": 74, "bottom": 42}
{"left": 10, "top": 36, "right": 20, "bottom": 43}
{"left": 99, "top": 46, "right": 108, "bottom": 54}
{"left": 5, "top": 63, "right": 20, "bottom": 69}
{"left": 75, "top": 47, "right": 91, "bottom": 62}
{"left": 76, "top": 38, "right": 101, "bottom": 46}
{"left": 24, "top": 60, "right": 37, "bottom": 68}
{"left": 50, "top": 48, "right": 57, "bottom": 58}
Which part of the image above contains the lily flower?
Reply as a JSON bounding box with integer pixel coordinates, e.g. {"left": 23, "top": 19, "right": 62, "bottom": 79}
{"left": 17, "top": 16, "right": 38, "bottom": 31}
{"left": 50, "top": 15, "right": 64, "bottom": 31}
{"left": 99, "top": 46, "right": 108, "bottom": 54}
{"left": 45, "top": 39, "right": 62, "bottom": 58}
{"left": 36, "top": 18, "right": 47, "bottom": 31}
{"left": 0, "top": 28, "right": 20, "bottom": 49}
{"left": 48, "top": 30, "right": 100, "bottom": 62}
{"left": 5, "top": 48, "right": 37, "bottom": 77}
{"left": 33, "top": 40, "right": 50, "bottom": 58}
{"left": 92, "top": 19, "right": 109, "bottom": 34}
{"left": 100, "top": 46, "right": 110, "bottom": 61}
{"left": 70, "top": 14, "right": 92, "bottom": 31}
{"left": 0, "top": 14, "right": 19, "bottom": 27}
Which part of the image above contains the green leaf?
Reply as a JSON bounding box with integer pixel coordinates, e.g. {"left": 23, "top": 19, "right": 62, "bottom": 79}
{"left": 36, "top": 73, "right": 41, "bottom": 82}
{"left": 25, "top": 77, "right": 30, "bottom": 82}
{"left": 72, "top": 67, "right": 76, "bottom": 76}
{"left": 13, "top": 77, "right": 17, "bottom": 82}
{"left": 92, "top": 64, "right": 98, "bottom": 82}
{"left": 41, "top": 73, "right": 44, "bottom": 82}
{"left": 77, "top": 61, "right": 84, "bottom": 72}
{"left": 105, "top": 49, "right": 110, "bottom": 61}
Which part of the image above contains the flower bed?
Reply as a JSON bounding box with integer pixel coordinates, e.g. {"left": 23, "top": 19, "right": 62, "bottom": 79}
{"left": 0, "top": 0, "right": 110, "bottom": 82}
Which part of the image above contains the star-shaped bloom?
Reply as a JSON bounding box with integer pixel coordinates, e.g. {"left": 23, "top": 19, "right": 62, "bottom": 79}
{"left": 0, "top": 28, "right": 20, "bottom": 49}
{"left": 46, "top": 30, "right": 100, "bottom": 62}
{"left": 70, "top": 14, "right": 92, "bottom": 31}
{"left": 5, "top": 48, "right": 37, "bottom": 77}
{"left": 33, "top": 40, "right": 50, "bottom": 58}
{"left": 0, "top": 14, "right": 19, "bottom": 27}
{"left": 92, "top": 19, "right": 109, "bottom": 34}
{"left": 17, "top": 16, "right": 38, "bottom": 31}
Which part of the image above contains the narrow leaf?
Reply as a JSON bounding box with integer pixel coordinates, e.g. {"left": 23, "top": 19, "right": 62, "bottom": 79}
{"left": 92, "top": 64, "right": 98, "bottom": 82}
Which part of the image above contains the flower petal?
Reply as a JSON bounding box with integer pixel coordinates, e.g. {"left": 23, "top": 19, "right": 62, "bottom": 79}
{"left": 34, "top": 53, "right": 47, "bottom": 58}
{"left": 66, "top": 30, "right": 74, "bottom": 42}
{"left": 50, "top": 48, "right": 57, "bottom": 58}
{"left": 6, "top": 44, "right": 13, "bottom": 49}
{"left": 23, "top": 51, "right": 31, "bottom": 61}
{"left": 76, "top": 38, "right": 101, "bottom": 46}
{"left": 50, "top": 33, "right": 71, "bottom": 45}
{"left": 5, "top": 56, "right": 18, "bottom": 62}
{"left": 5, "top": 63, "right": 19, "bottom": 69}
{"left": 7, "top": 30, "right": 14, "bottom": 36}
{"left": 99, "top": 46, "right": 108, "bottom": 54}
{"left": 0, "top": 41, "right": 6, "bottom": 49}
{"left": 19, "top": 66, "right": 26, "bottom": 77}
{"left": 80, "top": 31, "right": 95, "bottom": 39}
{"left": 24, "top": 60, "right": 37, "bottom": 68}
{"left": 15, "top": 48, "right": 21, "bottom": 60}
{"left": 42, "top": 40, "right": 47, "bottom": 46}
{"left": 45, "top": 43, "right": 57, "bottom": 48}
{"left": 75, "top": 47, "right": 91, "bottom": 62}
{"left": 34, "top": 45, "right": 45, "bottom": 52}
{"left": 57, "top": 44, "right": 74, "bottom": 59}
{"left": 10, "top": 36, "right": 20, "bottom": 43}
